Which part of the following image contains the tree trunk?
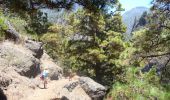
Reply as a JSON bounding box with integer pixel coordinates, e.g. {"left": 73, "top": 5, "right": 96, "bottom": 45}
{"left": 95, "top": 65, "right": 102, "bottom": 84}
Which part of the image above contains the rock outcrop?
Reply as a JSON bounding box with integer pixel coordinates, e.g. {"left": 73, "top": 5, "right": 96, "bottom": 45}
{"left": 25, "top": 40, "right": 43, "bottom": 59}
{"left": 0, "top": 42, "right": 40, "bottom": 78}
{"left": 61, "top": 77, "right": 106, "bottom": 100}
{"left": 141, "top": 55, "right": 170, "bottom": 83}
{"left": 79, "top": 77, "right": 106, "bottom": 100}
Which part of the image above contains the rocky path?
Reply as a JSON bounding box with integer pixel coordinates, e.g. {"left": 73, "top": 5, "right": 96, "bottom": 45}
{"left": 22, "top": 78, "right": 69, "bottom": 100}
{"left": 4, "top": 75, "right": 105, "bottom": 100}
{"left": 0, "top": 41, "right": 106, "bottom": 100}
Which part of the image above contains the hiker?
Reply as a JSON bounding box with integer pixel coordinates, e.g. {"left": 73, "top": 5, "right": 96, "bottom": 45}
{"left": 40, "top": 67, "right": 49, "bottom": 89}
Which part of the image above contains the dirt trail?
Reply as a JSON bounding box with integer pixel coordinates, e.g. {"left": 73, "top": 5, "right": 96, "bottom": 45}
{"left": 22, "top": 78, "right": 69, "bottom": 100}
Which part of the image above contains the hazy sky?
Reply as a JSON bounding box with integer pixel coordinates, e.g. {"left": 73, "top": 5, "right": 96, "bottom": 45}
{"left": 119, "top": 0, "right": 152, "bottom": 12}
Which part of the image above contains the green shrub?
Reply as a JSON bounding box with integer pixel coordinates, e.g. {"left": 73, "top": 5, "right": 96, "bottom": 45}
{"left": 107, "top": 67, "right": 170, "bottom": 100}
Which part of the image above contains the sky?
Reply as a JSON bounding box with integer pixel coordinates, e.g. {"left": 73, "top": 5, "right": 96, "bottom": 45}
{"left": 119, "top": 0, "right": 152, "bottom": 13}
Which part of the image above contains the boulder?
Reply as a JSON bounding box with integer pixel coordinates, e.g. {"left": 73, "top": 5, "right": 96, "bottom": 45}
{"left": 25, "top": 40, "right": 43, "bottom": 59}
{"left": 68, "top": 85, "right": 91, "bottom": 100}
{"left": 0, "top": 42, "right": 40, "bottom": 78}
{"left": 62, "top": 77, "right": 106, "bottom": 100}
{"left": 40, "top": 52, "right": 63, "bottom": 80}
{"left": 141, "top": 56, "right": 170, "bottom": 77}
{"left": 79, "top": 77, "right": 106, "bottom": 100}
{"left": 60, "top": 85, "right": 91, "bottom": 100}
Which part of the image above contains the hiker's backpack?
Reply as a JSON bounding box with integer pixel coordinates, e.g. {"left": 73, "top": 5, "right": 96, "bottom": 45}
{"left": 43, "top": 70, "right": 48, "bottom": 77}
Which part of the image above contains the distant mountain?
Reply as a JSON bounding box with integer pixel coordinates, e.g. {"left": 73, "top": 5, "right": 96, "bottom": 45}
{"left": 122, "top": 7, "right": 149, "bottom": 39}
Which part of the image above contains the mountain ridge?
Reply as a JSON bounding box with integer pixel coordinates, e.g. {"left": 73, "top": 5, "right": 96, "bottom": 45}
{"left": 122, "top": 6, "right": 149, "bottom": 39}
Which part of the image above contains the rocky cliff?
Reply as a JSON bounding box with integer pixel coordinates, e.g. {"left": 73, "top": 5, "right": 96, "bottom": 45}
{"left": 122, "top": 7, "right": 149, "bottom": 39}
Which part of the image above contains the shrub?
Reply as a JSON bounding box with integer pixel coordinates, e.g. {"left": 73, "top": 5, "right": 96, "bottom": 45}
{"left": 107, "top": 67, "right": 170, "bottom": 100}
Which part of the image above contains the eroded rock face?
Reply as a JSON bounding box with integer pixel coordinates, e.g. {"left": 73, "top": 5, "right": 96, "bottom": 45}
{"left": 79, "top": 77, "right": 106, "bottom": 100}
{"left": 0, "top": 42, "right": 40, "bottom": 78}
{"left": 25, "top": 40, "right": 43, "bottom": 59}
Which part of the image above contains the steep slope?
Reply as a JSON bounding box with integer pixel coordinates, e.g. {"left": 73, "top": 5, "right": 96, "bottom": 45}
{"left": 122, "top": 7, "right": 149, "bottom": 39}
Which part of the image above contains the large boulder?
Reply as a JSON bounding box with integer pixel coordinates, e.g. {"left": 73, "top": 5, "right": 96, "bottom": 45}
{"left": 62, "top": 77, "right": 106, "bottom": 100}
{"left": 40, "top": 52, "right": 63, "bottom": 80}
{"left": 79, "top": 77, "right": 106, "bottom": 100}
{"left": 0, "top": 42, "right": 40, "bottom": 78}
{"left": 25, "top": 40, "right": 43, "bottom": 59}
{"left": 60, "top": 84, "right": 91, "bottom": 100}
{"left": 68, "top": 85, "right": 91, "bottom": 100}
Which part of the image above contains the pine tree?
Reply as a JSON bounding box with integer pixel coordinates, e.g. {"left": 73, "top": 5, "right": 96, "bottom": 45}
{"left": 65, "top": 9, "right": 126, "bottom": 86}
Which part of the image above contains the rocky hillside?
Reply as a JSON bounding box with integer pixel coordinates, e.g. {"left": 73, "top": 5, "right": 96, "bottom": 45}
{"left": 0, "top": 40, "right": 106, "bottom": 100}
